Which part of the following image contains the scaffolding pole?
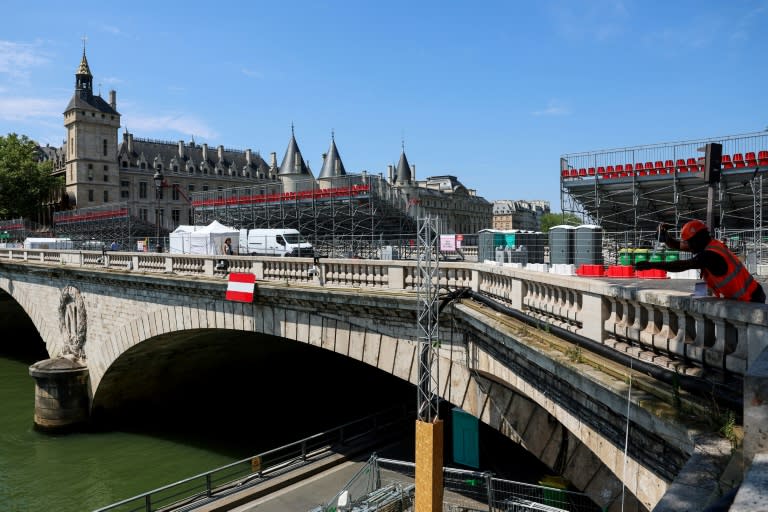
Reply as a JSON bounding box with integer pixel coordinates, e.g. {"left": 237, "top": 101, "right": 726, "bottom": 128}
{"left": 415, "top": 215, "right": 443, "bottom": 512}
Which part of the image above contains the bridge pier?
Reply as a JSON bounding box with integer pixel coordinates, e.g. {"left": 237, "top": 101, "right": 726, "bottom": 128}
{"left": 28, "top": 357, "right": 90, "bottom": 432}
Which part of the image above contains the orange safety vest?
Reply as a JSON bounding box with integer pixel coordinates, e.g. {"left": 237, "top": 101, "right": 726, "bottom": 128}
{"left": 701, "top": 239, "right": 759, "bottom": 301}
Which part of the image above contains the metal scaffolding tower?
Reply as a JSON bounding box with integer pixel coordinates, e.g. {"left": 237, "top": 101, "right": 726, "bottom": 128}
{"left": 416, "top": 215, "right": 441, "bottom": 423}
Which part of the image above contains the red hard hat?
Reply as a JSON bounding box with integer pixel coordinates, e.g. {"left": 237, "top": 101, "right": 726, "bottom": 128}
{"left": 681, "top": 220, "right": 708, "bottom": 241}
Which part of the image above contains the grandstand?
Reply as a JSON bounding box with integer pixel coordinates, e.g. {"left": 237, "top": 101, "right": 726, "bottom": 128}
{"left": 560, "top": 131, "right": 767, "bottom": 267}
{"left": 53, "top": 203, "right": 160, "bottom": 249}
{"left": 191, "top": 173, "right": 419, "bottom": 259}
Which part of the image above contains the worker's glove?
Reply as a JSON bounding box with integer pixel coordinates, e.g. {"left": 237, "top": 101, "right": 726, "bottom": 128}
{"left": 635, "top": 261, "right": 653, "bottom": 271}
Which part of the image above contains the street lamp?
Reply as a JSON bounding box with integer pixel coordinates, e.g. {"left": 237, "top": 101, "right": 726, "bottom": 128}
{"left": 153, "top": 167, "right": 164, "bottom": 252}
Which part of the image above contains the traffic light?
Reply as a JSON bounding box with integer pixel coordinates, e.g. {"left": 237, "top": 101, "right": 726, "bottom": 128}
{"left": 703, "top": 142, "right": 722, "bottom": 184}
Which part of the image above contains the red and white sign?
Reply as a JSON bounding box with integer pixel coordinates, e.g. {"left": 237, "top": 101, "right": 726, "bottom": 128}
{"left": 225, "top": 273, "right": 256, "bottom": 302}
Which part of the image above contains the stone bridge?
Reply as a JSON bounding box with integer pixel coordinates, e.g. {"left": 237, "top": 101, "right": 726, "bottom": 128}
{"left": 1, "top": 248, "right": 767, "bottom": 512}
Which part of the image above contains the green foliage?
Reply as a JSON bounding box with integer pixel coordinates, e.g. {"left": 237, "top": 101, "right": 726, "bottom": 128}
{"left": 539, "top": 212, "right": 581, "bottom": 233}
{"left": 0, "top": 133, "right": 59, "bottom": 219}
{"left": 717, "top": 409, "right": 738, "bottom": 446}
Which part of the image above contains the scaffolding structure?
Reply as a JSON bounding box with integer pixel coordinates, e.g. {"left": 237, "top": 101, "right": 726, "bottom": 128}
{"left": 561, "top": 132, "right": 768, "bottom": 266}
{"left": 190, "top": 174, "right": 419, "bottom": 258}
{"left": 53, "top": 202, "right": 160, "bottom": 249}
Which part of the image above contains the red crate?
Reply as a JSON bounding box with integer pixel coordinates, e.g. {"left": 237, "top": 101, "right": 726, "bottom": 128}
{"left": 606, "top": 265, "right": 636, "bottom": 278}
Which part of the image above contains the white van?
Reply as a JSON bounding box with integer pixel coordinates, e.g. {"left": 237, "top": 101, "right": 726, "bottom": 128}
{"left": 23, "top": 237, "right": 74, "bottom": 250}
{"left": 238, "top": 228, "right": 314, "bottom": 257}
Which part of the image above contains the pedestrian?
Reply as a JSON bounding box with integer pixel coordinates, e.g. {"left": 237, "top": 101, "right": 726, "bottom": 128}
{"left": 110, "top": 240, "right": 119, "bottom": 251}
{"left": 219, "top": 237, "right": 234, "bottom": 274}
{"left": 635, "top": 220, "right": 766, "bottom": 303}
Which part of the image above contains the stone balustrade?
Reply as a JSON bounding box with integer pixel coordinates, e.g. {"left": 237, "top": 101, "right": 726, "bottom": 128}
{"left": 2, "top": 248, "right": 766, "bottom": 377}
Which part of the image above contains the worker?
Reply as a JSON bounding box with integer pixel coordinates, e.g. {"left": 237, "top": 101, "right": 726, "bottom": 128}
{"left": 635, "top": 220, "right": 766, "bottom": 303}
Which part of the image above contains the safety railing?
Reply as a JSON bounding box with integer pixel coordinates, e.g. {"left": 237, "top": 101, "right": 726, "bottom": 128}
{"left": 92, "top": 405, "right": 411, "bottom": 512}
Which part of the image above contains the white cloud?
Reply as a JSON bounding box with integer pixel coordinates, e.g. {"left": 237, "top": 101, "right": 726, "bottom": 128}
{"left": 122, "top": 113, "right": 219, "bottom": 140}
{"left": 0, "top": 40, "right": 50, "bottom": 79}
{"left": 532, "top": 100, "right": 569, "bottom": 117}
{"left": 0, "top": 97, "right": 62, "bottom": 121}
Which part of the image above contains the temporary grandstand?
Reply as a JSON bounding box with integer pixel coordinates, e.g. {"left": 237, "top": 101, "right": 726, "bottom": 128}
{"left": 560, "top": 131, "right": 767, "bottom": 268}
{"left": 191, "top": 173, "right": 419, "bottom": 258}
{"left": 53, "top": 203, "right": 162, "bottom": 250}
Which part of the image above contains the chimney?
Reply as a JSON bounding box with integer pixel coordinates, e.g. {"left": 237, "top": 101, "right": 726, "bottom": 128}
{"left": 178, "top": 141, "right": 185, "bottom": 159}
{"left": 127, "top": 133, "right": 133, "bottom": 153}
{"left": 411, "top": 164, "right": 416, "bottom": 181}
{"left": 202, "top": 143, "right": 208, "bottom": 161}
{"left": 218, "top": 145, "right": 224, "bottom": 161}
{"left": 388, "top": 164, "right": 394, "bottom": 183}
{"left": 246, "top": 148, "right": 252, "bottom": 166}
{"left": 109, "top": 90, "right": 117, "bottom": 110}
{"left": 270, "top": 152, "right": 277, "bottom": 170}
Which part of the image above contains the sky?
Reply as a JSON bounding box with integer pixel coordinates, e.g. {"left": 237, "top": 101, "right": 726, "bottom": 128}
{"left": 1, "top": 0, "right": 767, "bottom": 212}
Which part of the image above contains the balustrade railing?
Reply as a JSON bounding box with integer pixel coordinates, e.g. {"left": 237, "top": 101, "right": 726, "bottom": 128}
{"left": 1, "top": 248, "right": 766, "bottom": 378}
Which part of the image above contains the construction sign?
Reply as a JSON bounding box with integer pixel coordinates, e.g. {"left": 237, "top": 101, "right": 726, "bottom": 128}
{"left": 225, "top": 273, "right": 256, "bottom": 302}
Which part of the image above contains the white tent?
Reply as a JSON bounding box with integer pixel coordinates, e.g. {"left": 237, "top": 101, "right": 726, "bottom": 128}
{"left": 169, "top": 221, "right": 239, "bottom": 255}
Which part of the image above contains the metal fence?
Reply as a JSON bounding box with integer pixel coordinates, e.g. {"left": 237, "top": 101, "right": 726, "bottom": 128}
{"left": 311, "top": 455, "right": 601, "bottom": 512}
{"left": 92, "top": 406, "right": 411, "bottom": 512}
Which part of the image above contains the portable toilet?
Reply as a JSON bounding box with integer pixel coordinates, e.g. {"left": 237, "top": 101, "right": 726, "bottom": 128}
{"left": 549, "top": 225, "right": 576, "bottom": 265}
{"left": 574, "top": 224, "right": 603, "bottom": 266}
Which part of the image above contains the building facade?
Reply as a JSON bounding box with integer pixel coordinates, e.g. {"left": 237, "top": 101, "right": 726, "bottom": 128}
{"left": 492, "top": 200, "right": 550, "bottom": 231}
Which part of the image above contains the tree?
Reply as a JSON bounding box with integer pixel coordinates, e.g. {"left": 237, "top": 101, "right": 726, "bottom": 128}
{"left": 0, "top": 133, "right": 59, "bottom": 220}
{"left": 539, "top": 212, "right": 581, "bottom": 233}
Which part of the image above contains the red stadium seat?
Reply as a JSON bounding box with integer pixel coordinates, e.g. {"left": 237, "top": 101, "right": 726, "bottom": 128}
{"left": 733, "top": 153, "right": 745, "bottom": 168}
{"left": 596, "top": 166, "right": 606, "bottom": 175}
{"left": 561, "top": 169, "right": 570, "bottom": 178}
{"left": 624, "top": 163, "right": 634, "bottom": 176}
{"left": 721, "top": 154, "right": 733, "bottom": 169}
{"left": 745, "top": 152, "right": 757, "bottom": 167}
{"left": 686, "top": 158, "right": 698, "bottom": 172}
{"left": 675, "top": 159, "right": 686, "bottom": 173}
{"left": 587, "top": 167, "right": 596, "bottom": 176}
{"left": 578, "top": 168, "right": 587, "bottom": 176}
{"left": 759, "top": 150, "right": 768, "bottom": 166}
{"left": 569, "top": 169, "right": 578, "bottom": 177}
{"left": 664, "top": 160, "right": 675, "bottom": 174}
{"left": 643, "top": 161, "right": 654, "bottom": 175}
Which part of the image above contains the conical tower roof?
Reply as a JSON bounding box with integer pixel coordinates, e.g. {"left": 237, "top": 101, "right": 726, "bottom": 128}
{"left": 278, "top": 129, "right": 310, "bottom": 176}
{"left": 318, "top": 134, "right": 347, "bottom": 179}
{"left": 395, "top": 150, "right": 412, "bottom": 184}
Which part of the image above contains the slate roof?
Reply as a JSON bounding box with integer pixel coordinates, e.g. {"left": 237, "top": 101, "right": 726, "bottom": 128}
{"left": 278, "top": 133, "right": 311, "bottom": 176}
{"left": 395, "top": 151, "right": 412, "bottom": 184}
{"left": 118, "top": 137, "right": 269, "bottom": 176}
{"left": 318, "top": 136, "right": 347, "bottom": 179}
